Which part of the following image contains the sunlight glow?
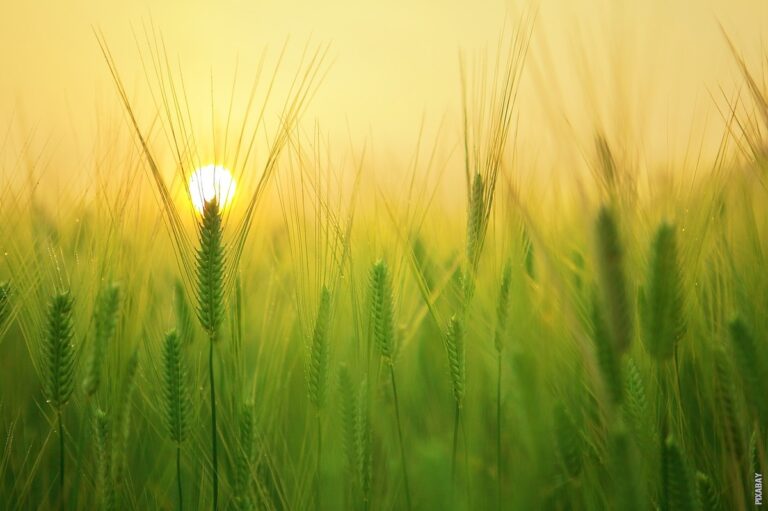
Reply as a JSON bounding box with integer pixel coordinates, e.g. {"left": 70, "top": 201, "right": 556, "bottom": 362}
{"left": 189, "top": 164, "right": 236, "bottom": 213}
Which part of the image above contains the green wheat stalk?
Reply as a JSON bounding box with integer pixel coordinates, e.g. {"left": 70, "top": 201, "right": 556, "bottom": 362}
{"left": 494, "top": 262, "right": 512, "bottom": 509}
{"left": 594, "top": 206, "right": 632, "bottom": 355}
{"left": 94, "top": 408, "right": 115, "bottom": 511}
{"left": 639, "top": 223, "right": 685, "bottom": 361}
{"left": 445, "top": 313, "right": 465, "bottom": 483}
{"left": 662, "top": 436, "right": 699, "bottom": 511}
{"left": 368, "top": 260, "right": 412, "bottom": 510}
{"left": 161, "top": 329, "right": 190, "bottom": 511}
{"left": 83, "top": 283, "right": 120, "bottom": 397}
{"left": 307, "top": 286, "right": 331, "bottom": 510}
{"left": 195, "top": 198, "right": 226, "bottom": 510}
{"left": 235, "top": 402, "right": 255, "bottom": 511}
{"left": 41, "top": 290, "right": 75, "bottom": 506}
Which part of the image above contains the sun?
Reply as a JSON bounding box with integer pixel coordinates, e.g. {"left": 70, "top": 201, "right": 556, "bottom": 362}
{"left": 189, "top": 164, "right": 236, "bottom": 213}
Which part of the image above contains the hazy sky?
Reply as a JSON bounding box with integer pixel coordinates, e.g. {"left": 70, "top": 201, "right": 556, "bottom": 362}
{"left": 1, "top": 0, "right": 766, "bottom": 182}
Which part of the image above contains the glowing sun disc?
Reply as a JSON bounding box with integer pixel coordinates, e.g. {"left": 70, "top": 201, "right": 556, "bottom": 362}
{"left": 189, "top": 164, "right": 236, "bottom": 213}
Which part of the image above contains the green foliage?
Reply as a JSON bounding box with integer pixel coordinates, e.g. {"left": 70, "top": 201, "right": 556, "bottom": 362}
{"left": 355, "top": 381, "right": 372, "bottom": 505}
{"left": 307, "top": 286, "right": 331, "bottom": 410}
{"left": 639, "top": 223, "right": 685, "bottom": 360}
{"left": 174, "top": 280, "right": 195, "bottom": 345}
{"left": 112, "top": 349, "right": 138, "bottom": 485}
{"left": 161, "top": 330, "right": 190, "bottom": 444}
{"left": 696, "top": 472, "right": 722, "bottom": 511}
{"left": 41, "top": 291, "right": 76, "bottom": 410}
{"left": 0, "top": 281, "right": 10, "bottom": 326}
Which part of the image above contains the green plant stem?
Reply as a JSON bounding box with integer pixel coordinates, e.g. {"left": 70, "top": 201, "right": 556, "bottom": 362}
{"left": 177, "top": 444, "right": 183, "bottom": 511}
{"left": 390, "top": 366, "right": 412, "bottom": 511}
{"left": 209, "top": 340, "right": 218, "bottom": 511}
{"left": 452, "top": 403, "right": 460, "bottom": 484}
{"left": 496, "top": 353, "right": 502, "bottom": 511}
{"left": 58, "top": 408, "right": 65, "bottom": 511}
{"left": 316, "top": 411, "right": 322, "bottom": 511}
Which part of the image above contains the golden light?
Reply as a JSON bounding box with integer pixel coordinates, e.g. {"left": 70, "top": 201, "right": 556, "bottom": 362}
{"left": 189, "top": 164, "right": 236, "bottom": 213}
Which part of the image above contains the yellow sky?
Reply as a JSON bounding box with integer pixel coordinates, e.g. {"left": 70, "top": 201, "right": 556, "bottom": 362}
{"left": 0, "top": 0, "right": 766, "bottom": 187}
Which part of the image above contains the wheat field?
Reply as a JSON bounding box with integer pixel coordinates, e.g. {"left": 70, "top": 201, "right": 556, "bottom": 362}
{"left": 1, "top": 4, "right": 768, "bottom": 511}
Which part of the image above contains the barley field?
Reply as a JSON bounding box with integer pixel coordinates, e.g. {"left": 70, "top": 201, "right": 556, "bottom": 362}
{"left": 1, "top": 2, "right": 768, "bottom": 510}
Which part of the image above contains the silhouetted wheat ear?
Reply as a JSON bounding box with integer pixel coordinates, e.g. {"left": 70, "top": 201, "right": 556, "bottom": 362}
{"left": 369, "top": 260, "right": 395, "bottom": 362}
{"left": 728, "top": 317, "right": 768, "bottom": 423}
{"left": 639, "top": 223, "right": 684, "bottom": 360}
{"left": 84, "top": 283, "right": 120, "bottom": 397}
{"left": 94, "top": 408, "right": 116, "bottom": 511}
{"left": 594, "top": 206, "right": 632, "bottom": 354}
{"left": 42, "top": 291, "right": 76, "bottom": 409}
{"left": 591, "top": 292, "right": 623, "bottom": 405}
{"left": 554, "top": 403, "right": 583, "bottom": 478}
{"left": 162, "top": 330, "right": 190, "bottom": 444}
{"left": 466, "top": 172, "right": 485, "bottom": 268}
{"left": 494, "top": 262, "right": 513, "bottom": 353}
{"left": 663, "top": 436, "right": 698, "bottom": 511}
{"left": 445, "top": 314, "right": 466, "bottom": 407}
{"left": 196, "top": 199, "right": 226, "bottom": 343}
{"left": 307, "top": 286, "right": 331, "bottom": 410}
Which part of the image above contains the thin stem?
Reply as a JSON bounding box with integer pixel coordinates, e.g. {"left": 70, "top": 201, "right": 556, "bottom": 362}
{"left": 452, "top": 403, "right": 460, "bottom": 483}
{"left": 316, "top": 411, "right": 322, "bottom": 511}
{"left": 58, "top": 408, "right": 65, "bottom": 511}
{"left": 209, "top": 340, "right": 218, "bottom": 511}
{"left": 177, "top": 444, "right": 184, "bottom": 511}
{"left": 496, "top": 353, "right": 502, "bottom": 511}
{"left": 389, "top": 365, "right": 412, "bottom": 511}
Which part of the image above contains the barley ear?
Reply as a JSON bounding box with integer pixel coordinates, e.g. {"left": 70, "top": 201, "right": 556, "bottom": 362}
{"left": 713, "top": 345, "right": 744, "bottom": 464}
{"left": 42, "top": 291, "right": 76, "bottom": 410}
{"left": 307, "top": 286, "right": 331, "bottom": 410}
{"left": 466, "top": 172, "right": 485, "bottom": 269}
{"left": 662, "top": 436, "right": 699, "bottom": 511}
{"left": 591, "top": 292, "right": 623, "bottom": 405}
{"left": 369, "top": 260, "right": 395, "bottom": 363}
{"left": 494, "top": 262, "right": 513, "bottom": 353}
{"left": 112, "top": 349, "right": 139, "bottom": 485}
{"left": 83, "top": 283, "right": 120, "bottom": 396}
{"left": 554, "top": 403, "right": 583, "bottom": 478}
{"left": 728, "top": 317, "right": 768, "bottom": 424}
{"left": 594, "top": 206, "right": 632, "bottom": 354}
{"left": 695, "top": 472, "right": 722, "bottom": 511}
{"left": 196, "top": 198, "right": 226, "bottom": 343}
{"left": 445, "top": 314, "right": 466, "bottom": 408}
{"left": 94, "top": 408, "right": 116, "bottom": 511}
{"left": 640, "top": 223, "right": 685, "bottom": 360}
{"left": 235, "top": 402, "right": 255, "bottom": 510}
{"left": 162, "top": 330, "right": 190, "bottom": 444}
